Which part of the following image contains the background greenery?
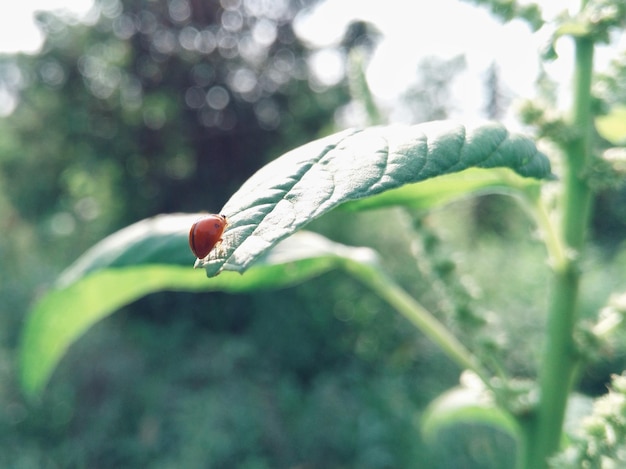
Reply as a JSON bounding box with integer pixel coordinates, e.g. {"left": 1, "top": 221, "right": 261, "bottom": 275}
{"left": 2, "top": 0, "right": 626, "bottom": 467}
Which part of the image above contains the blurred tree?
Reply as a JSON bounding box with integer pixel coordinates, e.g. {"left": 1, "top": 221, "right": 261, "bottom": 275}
{"left": 471, "top": 62, "right": 520, "bottom": 238}
{"left": 483, "top": 62, "right": 508, "bottom": 120}
{"left": 399, "top": 54, "right": 466, "bottom": 124}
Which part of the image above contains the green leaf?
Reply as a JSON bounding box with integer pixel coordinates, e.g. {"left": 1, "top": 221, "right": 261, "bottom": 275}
{"left": 204, "top": 121, "right": 551, "bottom": 276}
{"left": 21, "top": 228, "right": 379, "bottom": 397}
{"left": 595, "top": 106, "right": 626, "bottom": 145}
{"left": 342, "top": 167, "right": 541, "bottom": 212}
{"left": 421, "top": 384, "right": 521, "bottom": 443}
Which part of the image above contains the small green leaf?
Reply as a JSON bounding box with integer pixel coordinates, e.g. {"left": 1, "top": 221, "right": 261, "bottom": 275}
{"left": 205, "top": 121, "right": 551, "bottom": 276}
{"left": 421, "top": 385, "right": 521, "bottom": 443}
{"left": 595, "top": 106, "right": 626, "bottom": 145}
{"left": 555, "top": 20, "right": 591, "bottom": 38}
{"left": 21, "top": 229, "right": 378, "bottom": 397}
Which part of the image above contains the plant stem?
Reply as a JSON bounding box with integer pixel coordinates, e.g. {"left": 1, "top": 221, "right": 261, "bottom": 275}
{"left": 524, "top": 32, "right": 595, "bottom": 469}
{"left": 343, "top": 258, "right": 494, "bottom": 391}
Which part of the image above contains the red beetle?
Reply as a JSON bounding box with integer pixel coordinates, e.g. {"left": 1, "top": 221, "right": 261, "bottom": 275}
{"left": 189, "top": 214, "right": 227, "bottom": 259}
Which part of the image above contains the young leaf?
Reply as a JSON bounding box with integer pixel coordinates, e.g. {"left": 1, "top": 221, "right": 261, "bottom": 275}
{"left": 21, "top": 229, "right": 380, "bottom": 398}
{"left": 595, "top": 105, "right": 626, "bottom": 145}
{"left": 204, "top": 121, "right": 551, "bottom": 276}
{"left": 421, "top": 385, "right": 521, "bottom": 443}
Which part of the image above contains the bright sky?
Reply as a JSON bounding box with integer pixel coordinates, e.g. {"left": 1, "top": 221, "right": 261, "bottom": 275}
{"left": 0, "top": 0, "right": 93, "bottom": 53}
{"left": 294, "top": 0, "right": 580, "bottom": 127}
{"left": 0, "top": 0, "right": 622, "bottom": 127}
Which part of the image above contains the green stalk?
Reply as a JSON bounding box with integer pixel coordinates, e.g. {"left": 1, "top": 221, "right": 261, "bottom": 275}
{"left": 342, "top": 258, "right": 494, "bottom": 392}
{"left": 523, "top": 31, "right": 595, "bottom": 469}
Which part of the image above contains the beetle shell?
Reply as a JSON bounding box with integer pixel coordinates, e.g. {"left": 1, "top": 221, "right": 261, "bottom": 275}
{"left": 189, "top": 214, "right": 227, "bottom": 259}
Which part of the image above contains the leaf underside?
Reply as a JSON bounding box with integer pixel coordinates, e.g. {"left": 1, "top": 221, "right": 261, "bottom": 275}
{"left": 203, "top": 121, "right": 551, "bottom": 276}
{"left": 342, "top": 167, "right": 541, "bottom": 212}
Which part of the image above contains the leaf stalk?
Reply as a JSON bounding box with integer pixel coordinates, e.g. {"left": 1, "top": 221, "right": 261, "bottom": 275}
{"left": 342, "top": 258, "right": 495, "bottom": 394}
{"left": 523, "top": 31, "right": 595, "bottom": 469}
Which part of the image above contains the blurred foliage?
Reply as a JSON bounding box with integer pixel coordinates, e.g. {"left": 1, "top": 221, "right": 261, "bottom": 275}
{"left": 592, "top": 50, "right": 626, "bottom": 248}
{"left": 459, "top": 0, "right": 544, "bottom": 31}
{"left": 551, "top": 373, "right": 626, "bottom": 468}
{"left": 400, "top": 55, "right": 467, "bottom": 123}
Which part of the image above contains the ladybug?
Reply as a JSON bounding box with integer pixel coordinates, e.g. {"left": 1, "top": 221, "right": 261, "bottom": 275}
{"left": 189, "top": 214, "right": 227, "bottom": 259}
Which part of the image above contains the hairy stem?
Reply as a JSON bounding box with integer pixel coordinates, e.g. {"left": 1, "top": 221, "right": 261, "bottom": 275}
{"left": 524, "top": 31, "right": 595, "bottom": 469}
